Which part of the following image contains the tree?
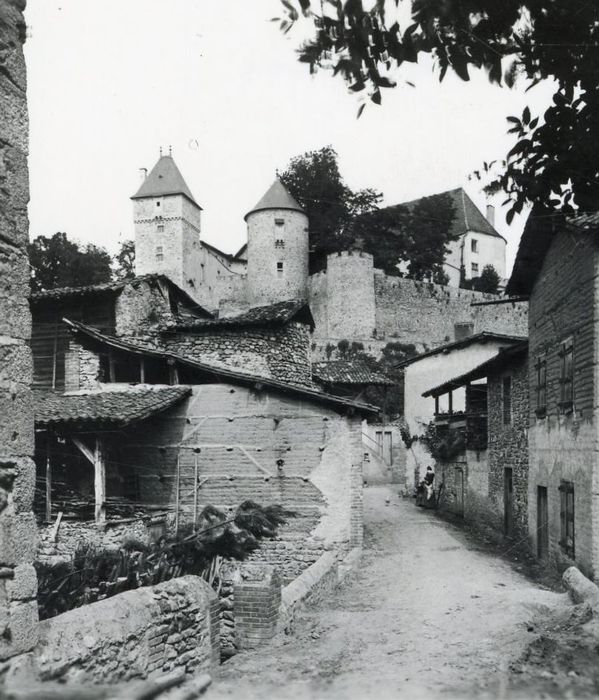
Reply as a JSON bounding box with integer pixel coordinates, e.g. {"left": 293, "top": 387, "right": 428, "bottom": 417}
{"left": 280, "top": 146, "right": 456, "bottom": 279}
{"left": 277, "top": 1, "right": 599, "bottom": 218}
{"left": 28, "top": 232, "right": 112, "bottom": 292}
{"left": 114, "top": 239, "right": 136, "bottom": 280}
{"left": 461, "top": 263, "right": 501, "bottom": 293}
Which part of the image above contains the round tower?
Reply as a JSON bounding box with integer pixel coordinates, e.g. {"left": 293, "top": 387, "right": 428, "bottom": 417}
{"left": 245, "top": 179, "right": 309, "bottom": 305}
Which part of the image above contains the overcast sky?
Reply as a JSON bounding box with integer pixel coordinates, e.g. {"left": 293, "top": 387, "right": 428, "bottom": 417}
{"left": 24, "top": 0, "right": 555, "bottom": 274}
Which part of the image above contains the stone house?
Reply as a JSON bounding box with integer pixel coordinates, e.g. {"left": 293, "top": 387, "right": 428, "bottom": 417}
{"left": 507, "top": 210, "right": 599, "bottom": 578}
{"left": 422, "top": 342, "right": 529, "bottom": 535}
{"left": 400, "top": 331, "right": 527, "bottom": 493}
{"left": 34, "top": 318, "right": 375, "bottom": 581}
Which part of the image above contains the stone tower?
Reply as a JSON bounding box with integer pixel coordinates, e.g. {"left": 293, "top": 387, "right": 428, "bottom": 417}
{"left": 131, "top": 152, "right": 203, "bottom": 292}
{"left": 245, "top": 179, "right": 309, "bottom": 305}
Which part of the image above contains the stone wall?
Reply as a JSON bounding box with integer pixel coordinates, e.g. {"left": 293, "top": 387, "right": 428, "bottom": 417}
{"left": 34, "top": 576, "right": 219, "bottom": 683}
{"left": 0, "top": 0, "right": 38, "bottom": 664}
{"left": 487, "top": 355, "right": 529, "bottom": 538}
{"left": 527, "top": 227, "right": 599, "bottom": 578}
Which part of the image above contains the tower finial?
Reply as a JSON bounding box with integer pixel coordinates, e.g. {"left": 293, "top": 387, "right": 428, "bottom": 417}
{"left": 169, "top": 145, "right": 172, "bottom": 157}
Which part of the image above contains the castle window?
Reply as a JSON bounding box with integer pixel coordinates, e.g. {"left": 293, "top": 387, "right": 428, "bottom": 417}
{"left": 275, "top": 239, "right": 285, "bottom": 248}
{"left": 157, "top": 224, "right": 164, "bottom": 232}
{"left": 277, "top": 262, "right": 284, "bottom": 278}
{"left": 156, "top": 246, "right": 164, "bottom": 262}
{"left": 471, "top": 239, "right": 478, "bottom": 253}
{"left": 275, "top": 218, "right": 285, "bottom": 226}
{"left": 559, "top": 337, "right": 574, "bottom": 410}
{"left": 471, "top": 262, "right": 479, "bottom": 276}
{"left": 156, "top": 201, "right": 161, "bottom": 207}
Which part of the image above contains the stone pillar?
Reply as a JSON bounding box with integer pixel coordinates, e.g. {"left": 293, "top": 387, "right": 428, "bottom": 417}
{"left": 233, "top": 565, "right": 281, "bottom": 649}
{"left": 0, "top": 0, "right": 39, "bottom": 663}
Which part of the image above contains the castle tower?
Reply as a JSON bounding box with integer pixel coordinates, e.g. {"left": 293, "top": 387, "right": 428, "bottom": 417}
{"left": 245, "top": 179, "right": 309, "bottom": 305}
{"left": 131, "top": 151, "right": 203, "bottom": 291}
{"left": 326, "top": 250, "right": 376, "bottom": 339}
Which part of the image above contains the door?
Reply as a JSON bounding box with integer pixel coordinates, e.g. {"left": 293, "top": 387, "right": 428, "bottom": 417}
{"left": 504, "top": 467, "right": 514, "bottom": 537}
{"left": 383, "top": 431, "right": 393, "bottom": 466}
{"left": 537, "top": 486, "right": 549, "bottom": 560}
{"left": 375, "top": 431, "right": 383, "bottom": 459}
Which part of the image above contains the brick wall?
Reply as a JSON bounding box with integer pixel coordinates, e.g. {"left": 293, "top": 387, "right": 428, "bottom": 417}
{"left": 0, "top": 0, "right": 38, "bottom": 663}
{"left": 527, "top": 227, "right": 599, "bottom": 577}
{"left": 233, "top": 565, "right": 281, "bottom": 650}
{"left": 487, "top": 355, "right": 529, "bottom": 538}
{"left": 34, "top": 575, "right": 219, "bottom": 683}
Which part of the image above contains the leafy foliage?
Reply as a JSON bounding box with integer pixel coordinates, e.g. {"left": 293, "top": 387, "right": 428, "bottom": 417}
{"left": 280, "top": 146, "right": 456, "bottom": 279}
{"left": 278, "top": 1, "right": 599, "bottom": 216}
{"left": 462, "top": 263, "right": 501, "bottom": 293}
{"left": 114, "top": 239, "right": 136, "bottom": 280}
{"left": 420, "top": 421, "right": 465, "bottom": 463}
{"left": 35, "top": 501, "right": 295, "bottom": 620}
{"left": 28, "top": 232, "right": 112, "bottom": 292}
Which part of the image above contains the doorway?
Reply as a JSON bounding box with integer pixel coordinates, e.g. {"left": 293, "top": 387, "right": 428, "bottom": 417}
{"left": 504, "top": 467, "right": 514, "bottom": 537}
{"left": 537, "top": 486, "right": 549, "bottom": 560}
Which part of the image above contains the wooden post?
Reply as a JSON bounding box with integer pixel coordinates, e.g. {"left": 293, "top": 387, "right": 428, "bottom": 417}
{"left": 140, "top": 357, "right": 146, "bottom": 383}
{"left": 193, "top": 451, "right": 199, "bottom": 527}
{"left": 108, "top": 352, "right": 116, "bottom": 382}
{"left": 94, "top": 437, "right": 106, "bottom": 526}
{"left": 435, "top": 396, "right": 439, "bottom": 415}
{"left": 45, "top": 435, "right": 52, "bottom": 522}
{"left": 448, "top": 391, "right": 453, "bottom": 415}
{"left": 174, "top": 453, "right": 180, "bottom": 535}
{"left": 168, "top": 360, "right": 179, "bottom": 385}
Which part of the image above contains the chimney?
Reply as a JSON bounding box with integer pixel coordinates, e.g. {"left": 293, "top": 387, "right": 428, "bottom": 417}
{"left": 139, "top": 167, "right": 148, "bottom": 182}
{"left": 486, "top": 204, "right": 495, "bottom": 227}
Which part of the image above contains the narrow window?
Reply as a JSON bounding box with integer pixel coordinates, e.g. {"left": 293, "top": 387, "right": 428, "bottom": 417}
{"left": 535, "top": 353, "right": 547, "bottom": 416}
{"left": 471, "top": 262, "right": 479, "bottom": 276}
{"left": 156, "top": 246, "right": 164, "bottom": 262}
{"left": 275, "top": 218, "right": 285, "bottom": 226}
{"left": 277, "top": 261, "right": 284, "bottom": 278}
{"left": 275, "top": 239, "right": 285, "bottom": 248}
{"left": 471, "top": 239, "right": 478, "bottom": 253}
{"left": 502, "top": 376, "right": 512, "bottom": 425}
{"left": 156, "top": 201, "right": 161, "bottom": 207}
{"left": 157, "top": 224, "right": 164, "bottom": 233}
{"left": 559, "top": 337, "right": 574, "bottom": 409}
{"left": 559, "top": 480, "right": 575, "bottom": 558}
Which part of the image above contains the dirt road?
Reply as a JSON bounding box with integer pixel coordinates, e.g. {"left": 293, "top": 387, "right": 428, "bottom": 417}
{"left": 208, "top": 486, "right": 567, "bottom": 699}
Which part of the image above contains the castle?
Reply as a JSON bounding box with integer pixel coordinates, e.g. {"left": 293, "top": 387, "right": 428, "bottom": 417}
{"left": 132, "top": 153, "right": 526, "bottom": 359}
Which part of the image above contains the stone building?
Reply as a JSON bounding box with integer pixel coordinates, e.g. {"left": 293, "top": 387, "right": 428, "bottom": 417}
{"left": 0, "top": 0, "right": 39, "bottom": 666}
{"left": 128, "top": 153, "right": 527, "bottom": 364}
{"left": 422, "top": 342, "right": 529, "bottom": 536}
{"left": 507, "top": 210, "right": 599, "bottom": 578}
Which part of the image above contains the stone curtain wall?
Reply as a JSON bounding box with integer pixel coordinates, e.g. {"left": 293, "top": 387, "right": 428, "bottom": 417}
{"left": 527, "top": 227, "right": 599, "bottom": 577}
{"left": 487, "top": 356, "right": 529, "bottom": 538}
{"left": 34, "top": 576, "right": 219, "bottom": 683}
{"left": 0, "top": 0, "right": 38, "bottom": 663}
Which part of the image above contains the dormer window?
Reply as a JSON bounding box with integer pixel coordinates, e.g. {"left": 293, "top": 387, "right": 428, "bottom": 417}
{"left": 156, "top": 246, "right": 164, "bottom": 262}
{"left": 275, "top": 218, "right": 285, "bottom": 226}
{"left": 277, "top": 262, "right": 284, "bottom": 278}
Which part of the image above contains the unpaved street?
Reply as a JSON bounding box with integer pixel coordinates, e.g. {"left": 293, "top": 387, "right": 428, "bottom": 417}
{"left": 208, "top": 487, "right": 567, "bottom": 699}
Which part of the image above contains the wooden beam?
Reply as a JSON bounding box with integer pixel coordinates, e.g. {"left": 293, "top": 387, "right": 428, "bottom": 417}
{"left": 140, "top": 357, "right": 146, "bottom": 384}
{"left": 108, "top": 352, "right": 116, "bottom": 382}
{"left": 72, "top": 437, "right": 94, "bottom": 465}
{"left": 45, "top": 437, "right": 52, "bottom": 522}
{"left": 94, "top": 437, "right": 106, "bottom": 526}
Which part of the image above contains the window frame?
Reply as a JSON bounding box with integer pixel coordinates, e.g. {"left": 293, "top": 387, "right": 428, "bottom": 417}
{"left": 276, "top": 261, "right": 284, "bottom": 278}
{"left": 558, "top": 336, "right": 574, "bottom": 411}
{"left": 535, "top": 353, "right": 547, "bottom": 417}
{"left": 471, "top": 262, "right": 479, "bottom": 277}
{"left": 156, "top": 245, "right": 164, "bottom": 262}
{"left": 471, "top": 238, "right": 478, "bottom": 253}
{"left": 559, "top": 480, "right": 575, "bottom": 558}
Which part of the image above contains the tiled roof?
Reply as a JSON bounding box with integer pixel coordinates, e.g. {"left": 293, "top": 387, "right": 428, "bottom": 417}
{"left": 244, "top": 179, "right": 305, "bottom": 221}
{"left": 35, "top": 385, "right": 191, "bottom": 430}
{"left": 396, "top": 332, "right": 527, "bottom": 368}
{"left": 422, "top": 341, "right": 528, "bottom": 397}
{"left": 29, "top": 274, "right": 213, "bottom": 317}
{"left": 167, "top": 299, "right": 315, "bottom": 331}
{"left": 382, "top": 187, "right": 504, "bottom": 241}
{"left": 312, "top": 360, "right": 393, "bottom": 386}
{"left": 63, "top": 319, "right": 378, "bottom": 416}
{"left": 131, "top": 155, "right": 200, "bottom": 207}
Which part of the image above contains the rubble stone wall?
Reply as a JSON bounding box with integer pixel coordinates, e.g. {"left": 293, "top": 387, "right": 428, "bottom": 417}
{"left": 34, "top": 575, "right": 219, "bottom": 683}
{"left": 0, "top": 0, "right": 39, "bottom": 663}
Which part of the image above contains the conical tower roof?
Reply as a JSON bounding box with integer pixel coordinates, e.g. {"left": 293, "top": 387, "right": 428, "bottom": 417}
{"left": 131, "top": 154, "right": 200, "bottom": 208}
{"left": 244, "top": 178, "right": 304, "bottom": 221}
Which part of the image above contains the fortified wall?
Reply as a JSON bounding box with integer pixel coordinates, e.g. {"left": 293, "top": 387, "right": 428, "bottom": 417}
{"left": 308, "top": 251, "right": 528, "bottom": 360}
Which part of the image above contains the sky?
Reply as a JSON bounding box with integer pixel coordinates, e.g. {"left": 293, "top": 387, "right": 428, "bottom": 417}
{"left": 24, "top": 0, "right": 555, "bottom": 274}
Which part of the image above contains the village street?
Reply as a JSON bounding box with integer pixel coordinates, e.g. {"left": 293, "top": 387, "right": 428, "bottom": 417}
{"left": 208, "top": 487, "right": 567, "bottom": 700}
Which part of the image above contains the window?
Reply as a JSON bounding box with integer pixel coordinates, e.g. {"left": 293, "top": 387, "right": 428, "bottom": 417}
{"left": 156, "top": 246, "right": 164, "bottom": 262}
{"left": 275, "top": 239, "right": 285, "bottom": 248}
{"left": 276, "top": 261, "right": 284, "bottom": 278}
{"left": 157, "top": 224, "right": 164, "bottom": 233}
{"left": 535, "top": 354, "right": 547, "bottom": 416}
{"left": 559, "top": 480, "right": 575, "bottom": 558}
{"left": 471, "top": 239, "right": 478, "bottom": 253}
{"left": 275, "top": 218, "right": 285, "bottom": 226}
{"left": 559, "top": 337, "right": 574, "bottom": 409}
{"left": 471, "top": 262, "right": 479, "bottom": 276}
{"left": 156, "top": 201, "right": 161, "bottom": 207}
{"left": 502, "top": 376, "right": 512, "bottom": 425}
